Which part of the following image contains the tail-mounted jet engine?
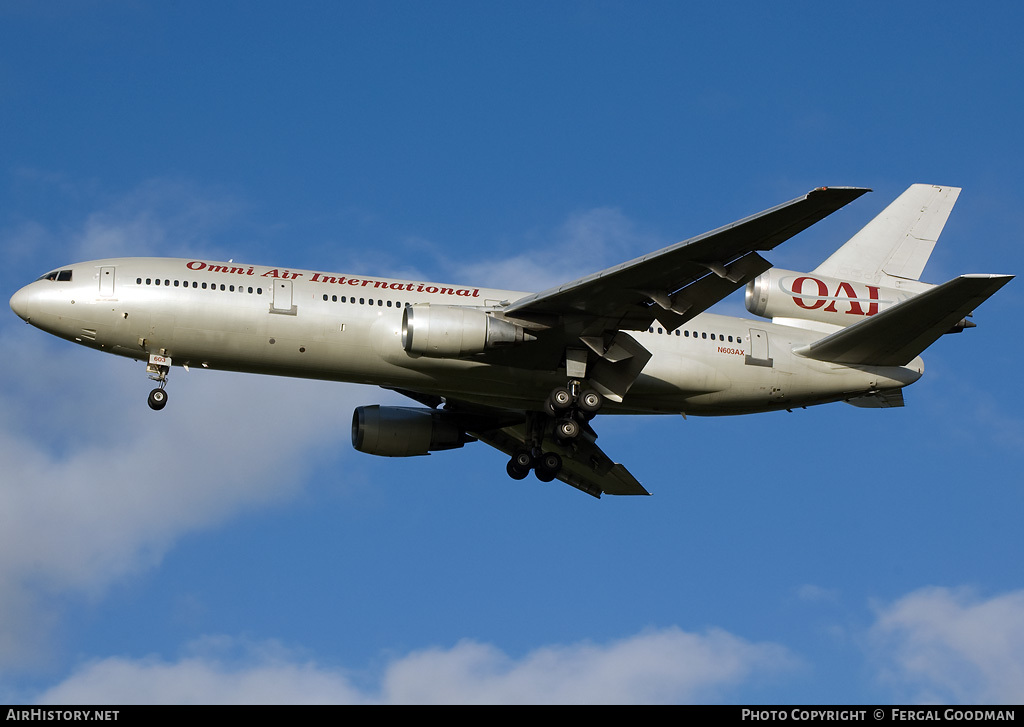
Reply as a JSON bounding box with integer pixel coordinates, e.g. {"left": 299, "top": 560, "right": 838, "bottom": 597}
{"left": 352, "top": 405, "right": 472, "bottom": 457}
{"left": 402, "top": 304, "right": 534, "bottom": 358}
{"left": 745, "top": 268, "right": 920, "bottom": 328}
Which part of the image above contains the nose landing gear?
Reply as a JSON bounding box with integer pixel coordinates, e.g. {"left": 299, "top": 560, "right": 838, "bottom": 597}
{"left": 146, "top": 352, "right": 171, "bottom": 411}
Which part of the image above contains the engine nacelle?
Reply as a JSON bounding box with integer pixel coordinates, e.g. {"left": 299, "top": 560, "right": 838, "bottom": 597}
{"left": 351, "top": 405, "right": 468, "bottom": 457}
{"left": 402, "top": 304, "right": 533, "bottom": 358}
{"left": 745, "top": 268, "right": 916, "bottom": 328}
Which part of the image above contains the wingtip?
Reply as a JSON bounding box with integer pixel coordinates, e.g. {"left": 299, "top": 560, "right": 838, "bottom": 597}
{"left": 805, "top": 186, "right": 871, "bottom": 210}
{"left": 811, "top": 186, "right": 872, "bottom": 196}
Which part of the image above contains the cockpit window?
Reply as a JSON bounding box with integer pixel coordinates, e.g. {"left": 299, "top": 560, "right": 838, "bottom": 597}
{"left": 37, "top": 270, "right": 73, "bottom": 282}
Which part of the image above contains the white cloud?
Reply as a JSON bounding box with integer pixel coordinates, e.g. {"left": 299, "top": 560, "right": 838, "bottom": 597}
{"left": 0, "top": 330, "right": 359, "bottom": 670}
{"left": 443, "top": 207, "right": 659, "bottom": 293}
{"left": 70, "top": 179, "right": 246, "bottom": 262}
{"left": 35, "top": 628, "right": 794, "bottom": 705}
{"left": 35, "top": 637, "right": 366, "bottom": 706}
{"left": 869, "top": 586, "right": 1024, "bottom": 704}
{"left": 381, "top": 628, "right": 793, "bottom": 704}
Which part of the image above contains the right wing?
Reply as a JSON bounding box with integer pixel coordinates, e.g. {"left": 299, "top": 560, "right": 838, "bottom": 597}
{"left": 471, "top": 423, "right": 650, "bottom": 498}
{"left": 388, "top": 388, "right": 649, "bottom": 498}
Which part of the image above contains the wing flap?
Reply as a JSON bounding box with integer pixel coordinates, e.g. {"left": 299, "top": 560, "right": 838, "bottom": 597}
{"left": 795, "top": 274, "right": 1013, "bottom": 366}
{"left": 845, "top": 389, "right": 905, "bottom": 408}
{"left": 646, "top": 251, "right": 773, "bottom": 330}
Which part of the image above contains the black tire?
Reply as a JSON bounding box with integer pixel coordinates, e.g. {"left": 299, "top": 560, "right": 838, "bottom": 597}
{"left": 506, "top": 459, "right": 530, "bottom": 480}
{"left": 578, "top": 389, "right": 603, "bottom": 414}
{"left": 147, "top": 388, "right": 168, "bottom": 411}
{"left": 535, "top": 467, "right": 556, "bottom": 483}
{"left": 556, "top": 417, "right": 580, "bottom": 441}
{"left": 535, "top": 451, "right": 562, "bottom": 482}
{"left": 512, "top": 449, "right": 534, "bottom": 470}
{"left": 548, "top": 386, "right": 574, "bottom": 411}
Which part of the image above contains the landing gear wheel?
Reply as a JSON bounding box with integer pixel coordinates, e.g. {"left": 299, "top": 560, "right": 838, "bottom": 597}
{"left": 578, "top": 389, "right": 603, "bottom": 414}
{"left": 534, "top": 452, "right": 563, "bottom": 482}
{"left": 147, "top": 388, "right": 168, "bottom": 411}
{"left": 555, "top": 417, "right": 580, "bottom": 441}
{"left": 512, "top": 449, "right": 534, "bottom": 470}
{"left": 548, "top": 386, "right": 574, "bottom": 411}
{"left": 507, "top": 449, "right": 533, "bottom": 480}
{"left": 506, "top": 459, "right": 530, "bottom": 480}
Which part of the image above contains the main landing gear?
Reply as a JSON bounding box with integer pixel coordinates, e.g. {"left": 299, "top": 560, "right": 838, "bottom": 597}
{"left": 546, "top": 384, "right": 602, "bottom": 440}
{"left": 507, "top": 449, "right": 563, "bottom": 482}
{"left": 146, "top": 352, "right": 171, "bottom": 411}
{"left": 505, "top": 382, "right": 604, "bottom": 483}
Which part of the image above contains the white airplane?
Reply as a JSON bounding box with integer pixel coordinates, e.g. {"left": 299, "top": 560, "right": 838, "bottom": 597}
{"left": 9, "top": 185, "right": 1012, "bottom": 498}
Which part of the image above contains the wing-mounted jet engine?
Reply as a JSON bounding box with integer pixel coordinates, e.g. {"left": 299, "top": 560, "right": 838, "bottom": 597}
{"left": 401, "top": 305, "right": 535, "bottom": 358}
{"left": 352, "top": 405, "right": 473, "bottom": 457}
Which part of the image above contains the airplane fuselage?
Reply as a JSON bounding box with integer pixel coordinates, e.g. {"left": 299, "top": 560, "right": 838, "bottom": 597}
{"left": 10, "top": 256, "right": 922, "bottom": 415}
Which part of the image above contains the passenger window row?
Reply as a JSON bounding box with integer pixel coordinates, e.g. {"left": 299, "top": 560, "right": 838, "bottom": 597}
{"left": 135, "top": 277, "right": 416, "bottom": 308}
{"left": 137, "top": 277, "right": 263, "bottom": 295}
{"left": 322, "top": 294, "right": 408, "bottom": 308}
{"left": 648, "top": 326, "right": 741, "bottom": 343}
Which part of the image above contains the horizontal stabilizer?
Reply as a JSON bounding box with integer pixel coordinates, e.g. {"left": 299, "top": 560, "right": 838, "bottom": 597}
{"left": 795, "top": 274, "right": 1013, "bottom": 366}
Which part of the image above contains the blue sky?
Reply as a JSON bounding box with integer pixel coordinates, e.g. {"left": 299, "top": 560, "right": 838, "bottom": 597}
{"left": 2, "top": 1, "right": 1022, "bottom": 704}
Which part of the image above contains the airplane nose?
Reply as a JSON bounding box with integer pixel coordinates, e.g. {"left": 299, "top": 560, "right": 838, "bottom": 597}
{"left": 10, "top": 285, "right": 31, "bottom": 322}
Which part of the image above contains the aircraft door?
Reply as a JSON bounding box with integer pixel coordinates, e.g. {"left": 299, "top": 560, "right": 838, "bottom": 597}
{"left": 745, "top": 328, "right": 773, "bottom": 367}
{"left": 99, "top": 266, "right": 115, "bottom": 297}
{"left": 271, "top": 280, "right": 296, "bottom": 315}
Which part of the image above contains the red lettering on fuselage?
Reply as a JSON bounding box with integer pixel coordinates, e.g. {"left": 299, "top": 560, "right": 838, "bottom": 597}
{"left": 186, "top": 261, "right": 255, "bottom": 276}
{"left": 790, "top": 276, "right": 880, "bottom": 316}
{"left": 261, "top": 268, "right": 303, "bottom": 279}
{"left": 185, "top": 261, "right": 482, "bottom": 298}
{"left": 791, "top": 276, "right": 829, "bottom": 310}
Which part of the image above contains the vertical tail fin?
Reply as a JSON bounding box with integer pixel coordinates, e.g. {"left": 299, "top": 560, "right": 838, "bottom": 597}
{"left": 746, "top": 184, "right": 964, "bottom": 330}
{"left": 812, "top": 184, "right": 960, "bottom": 285}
